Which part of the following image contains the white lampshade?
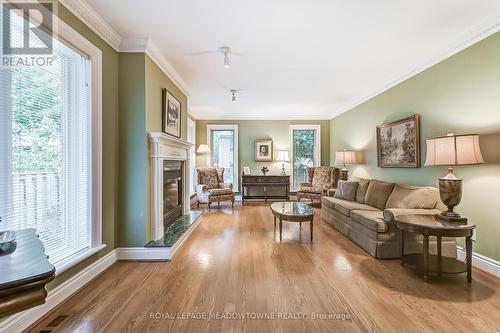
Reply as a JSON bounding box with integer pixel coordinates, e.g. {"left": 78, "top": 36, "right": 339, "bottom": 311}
{"left": 276, "top": 150, "right": 290, "bottom": 162}
{"left": 197, "top": 144, "right": 210, "bottom": 154}
{"left": 335, "top": 150, "right": 356, "bottom": 165}
{"left": 425, "top": 133, "right": 484, "bottom": 166}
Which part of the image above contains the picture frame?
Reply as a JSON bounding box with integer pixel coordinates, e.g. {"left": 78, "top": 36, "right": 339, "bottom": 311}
{"left": 162, "top": 88, "right": 181, "bottom": 138}
{"left": 243, "top": 166, "right": 251, "bottom": 175}
{"left": 376, "top": 114, "right": 420, "bottom": 168}
{"left": 255, "top": 139, "right": 273, "bottom": 162}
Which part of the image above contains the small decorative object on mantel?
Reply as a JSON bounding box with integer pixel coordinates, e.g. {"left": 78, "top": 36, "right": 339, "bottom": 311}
{"left": 243, "top": 166, "right": 251, "bottom": 175}
{"left": 261, "top": 166, "right": 269, "bottom": 175}
{"left": 255, "top": 139, "right": 273, "bottom": 161}
{"left": 162, "top": 88, "right": 181, "bottom": 138}
{"left": 335, "top": 149, "right": 356, "bottom": 180}
{"left": 425, "top": 133, "right": 484, "bottom": 223}
{"left": 377, "top": 114, "right": 420, "bottom": 168}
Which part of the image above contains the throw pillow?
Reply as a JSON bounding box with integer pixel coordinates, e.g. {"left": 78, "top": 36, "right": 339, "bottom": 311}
{"left": 355, "top": 178, "right": 370, "bottom": 203}
{"left": 334, "top": 180, "right": 359, "bottom": 201}
{"left": 365, "top": 180, "right": 395, "bottom": 210}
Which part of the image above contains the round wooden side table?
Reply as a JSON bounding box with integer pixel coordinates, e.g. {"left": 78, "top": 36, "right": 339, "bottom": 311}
{"left": 395, "top": 214, "right": 475, "bottom": 283}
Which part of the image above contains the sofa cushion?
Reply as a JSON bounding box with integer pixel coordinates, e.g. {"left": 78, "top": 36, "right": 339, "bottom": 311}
{"left": 325, "top": 197, "right": 379, "bottom": 217}
{"left": 209, "top": 188, "right": 234, "bottom": 196}
{"left": 364, "top": 180, "right": 395, "bottom": 210}
{"left": 334, "top": 180, "right": 359, "bottom": 201}
{"left": 355, "top": 178, "right": 370, "bottom": 204}
{"left": 300, "top": 186, "right": 323, "bottom": 194}
{"left": 386, "top": 184, "right": 439, "bottom": 209}
{"left": 351, "top": 210, "right": 388, "bottom": 233}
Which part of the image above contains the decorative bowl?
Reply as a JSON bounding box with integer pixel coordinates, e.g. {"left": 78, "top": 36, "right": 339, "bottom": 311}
{"left": 0, "top": 230, "right": 16, "bottom": 245}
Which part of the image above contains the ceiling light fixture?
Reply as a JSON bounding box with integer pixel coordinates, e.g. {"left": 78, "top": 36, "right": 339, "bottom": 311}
{"left": 230, "top": 89, "right": 237, "bottom": 103}
{"left": 220, "top": 46, "right": 231, "bottom": 68}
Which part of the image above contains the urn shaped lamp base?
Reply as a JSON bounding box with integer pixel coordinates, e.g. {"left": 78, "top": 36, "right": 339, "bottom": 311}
{"left": 436, "top": 167, "right": 468, "bottom": 223}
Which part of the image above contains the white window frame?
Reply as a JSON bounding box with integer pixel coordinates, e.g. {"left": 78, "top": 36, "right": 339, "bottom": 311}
{"left": 206, "top": 124, "right": 239, "bottom": 191}
{"left": 14, "top": 5, "right": 105, "bottom": 275}
{"left": 289, "top": 125, "right": 321, "bottom": 191}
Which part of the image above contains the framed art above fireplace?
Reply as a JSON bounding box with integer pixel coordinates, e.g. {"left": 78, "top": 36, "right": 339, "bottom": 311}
{"left": 162, "top": 88, "right": 182, "bottom": 138}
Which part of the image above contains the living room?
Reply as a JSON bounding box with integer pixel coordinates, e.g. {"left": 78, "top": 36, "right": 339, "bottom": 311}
{"left": 1, "top": 1, "right": 499, "bottom": 332}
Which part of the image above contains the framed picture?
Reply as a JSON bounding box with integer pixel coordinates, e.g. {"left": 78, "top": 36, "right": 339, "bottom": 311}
{"left": 255, "top": 139, "right": 273, "bottom": 162}
{"left": 376, "top": 114, "right": 420, "bottom": 168}
{"left": 243, "top": 166, "right": 251, "bottom": 175}
{"left": 162, "top": 88, "right": 181, "bottom": 138}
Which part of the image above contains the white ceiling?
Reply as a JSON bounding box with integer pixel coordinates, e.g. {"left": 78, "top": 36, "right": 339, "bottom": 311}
{"left": 86, "top": 0, "right": 500, "bottom": 120}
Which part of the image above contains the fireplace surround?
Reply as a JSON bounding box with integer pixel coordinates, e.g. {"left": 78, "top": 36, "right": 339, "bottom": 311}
{"left": 148, "top": 132, "right": 193, "bottom": 241}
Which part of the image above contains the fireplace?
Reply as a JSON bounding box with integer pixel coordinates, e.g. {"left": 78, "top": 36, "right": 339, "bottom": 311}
{"left": 148, "top": 132, "right": 193, "bottom": 241}
{"left": 163, "top": 160, "right": 183, "bottom": 228}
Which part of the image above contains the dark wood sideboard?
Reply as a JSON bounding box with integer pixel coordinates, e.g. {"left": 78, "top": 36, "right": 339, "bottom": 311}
{"left": 0, "top": 229, "right": 55, "bottom": 317}
{"left": 241, "top": 175, "right": 290, "bottom": 204}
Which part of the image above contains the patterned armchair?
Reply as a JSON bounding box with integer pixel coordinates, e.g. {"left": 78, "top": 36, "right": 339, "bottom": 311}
{"left": 196, "top": 168, "right": 235, "bottom": 210}
{"left": 297, "top": 166, "right": 340, "bottom": 204}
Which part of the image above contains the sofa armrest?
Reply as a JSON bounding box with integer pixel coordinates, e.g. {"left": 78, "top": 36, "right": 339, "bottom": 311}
{"left": 383, "top": 208, "right": 441, "bottom": 224}
{"left": 326, "top": 188, "right": 337, "bottom": 197}
{"left": 298, "top": 182, "right": 312, "bottom": 189}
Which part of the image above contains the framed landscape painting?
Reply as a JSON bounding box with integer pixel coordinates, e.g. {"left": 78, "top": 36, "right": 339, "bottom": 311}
{"left": 255, "top": 139, "right": 273, "bottom": 162}
{"left": 376, "top": 114, "right": 420, "bottom": 168}
{"left": 162, "top": 88, "right": 181, "bottom": 138}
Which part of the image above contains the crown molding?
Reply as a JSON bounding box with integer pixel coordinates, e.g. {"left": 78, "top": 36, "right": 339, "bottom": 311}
{"left": 189, "top": 112, "right": 332, "bottom": 121}
{"left": 119, "top": 38, "right": 190, "bottom": 96}
{"left": 330, "top": 13, "right": 500, "bottom": 120}
{"left": 58, "top": 0, "right": 122, "bottom": 51}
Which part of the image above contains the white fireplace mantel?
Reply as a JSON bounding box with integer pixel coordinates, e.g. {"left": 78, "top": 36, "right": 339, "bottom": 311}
{"left": 148, "top": 132, "right": 193, "bottom": 240}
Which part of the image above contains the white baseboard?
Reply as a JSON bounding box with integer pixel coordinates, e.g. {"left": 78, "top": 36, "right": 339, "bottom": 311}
{"left": 115, "top": 247, "right": 171, "bottom": 261}
{"left": 1, "top": 249, "right": 117, "bottom": 333}
{"left": 457, "top": 246, "right": 500, "bottom": 278}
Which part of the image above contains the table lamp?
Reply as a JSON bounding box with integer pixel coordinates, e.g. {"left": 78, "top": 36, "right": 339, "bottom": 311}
{"left": 197, "top": 144, "right": 211, "bottom": 167}
{"left": 425, "top": 133, "right": 484, "bottom": 223}
{"left": 335, "top": 150, "right": 356, "bottom": 181}
{"left": 276, "top": 150, "right": 290, "bottom": 175}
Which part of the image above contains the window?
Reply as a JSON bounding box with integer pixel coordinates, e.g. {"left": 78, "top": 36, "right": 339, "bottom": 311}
{"left": 207, "top": 125, "right": 238, "bottom": 190}
{"left": 0, "top": 5, "right": 102, "bottom": 272}
{"left": 187, "top": 117, "right": 196, "bottom": 195}
{"left": 289, "top": 125, "right": 321, "bottom": 190}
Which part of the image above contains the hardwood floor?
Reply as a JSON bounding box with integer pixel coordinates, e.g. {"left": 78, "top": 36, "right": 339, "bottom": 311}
{"left": 29, "top": 203, "right": 500, "bottom": 333}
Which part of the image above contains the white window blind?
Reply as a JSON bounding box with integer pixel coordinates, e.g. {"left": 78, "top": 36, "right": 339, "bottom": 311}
{"left": 0, "top": 8, "right": 92, "bottom": 264}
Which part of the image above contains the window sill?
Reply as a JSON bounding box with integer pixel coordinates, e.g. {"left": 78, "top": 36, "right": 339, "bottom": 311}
{"left": 54, "top": 244, "right": 107, "bottom": 276}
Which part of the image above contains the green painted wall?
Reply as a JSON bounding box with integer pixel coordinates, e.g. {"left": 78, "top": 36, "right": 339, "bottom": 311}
{"left": 330, "top": 31, "right": 500, "bottom": 261}
{"left": 118, "top": 53, "right": 147, "bottom": 246}
{"left": 195, "top": 120, "right": 330, "bottom": 193}
{"left": 43, "top": 3, "right": 119, "bottom": 289}
{"left": 117, "top": 54, "right": 188, "bottom": 246}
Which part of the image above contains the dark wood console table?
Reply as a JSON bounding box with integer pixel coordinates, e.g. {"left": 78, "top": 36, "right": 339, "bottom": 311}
{"left": 0, "top": 229, "right": 55, "bottom": 317}
{"left": 395, "top": 215, "right": 475, "bottom": 283}
{"left": 241, "top": 175, "right": 290, "bottom": 204}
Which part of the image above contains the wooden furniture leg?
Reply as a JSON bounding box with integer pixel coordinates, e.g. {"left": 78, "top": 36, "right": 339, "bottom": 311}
{"left": 423, "top": 235, "right": 429, "bottom": 282}
{"left": 279, "top": 218, "right": 283, "bottom": 241}
{"left": 400, "top": 229, "right": 405, "bottom": 266}
{"left": 466, "top": 235, "right": 472, "bottom": 283}
{"left": 437, "top": 235, "right": 442, "bottom": 277}
{"left": 310, "top": 218, "right": 313, "bottom": 242}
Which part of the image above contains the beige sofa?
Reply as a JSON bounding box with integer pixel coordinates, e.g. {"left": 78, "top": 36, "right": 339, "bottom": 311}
{"left": 320, "top": 179, "right": 457, "bottom": 259}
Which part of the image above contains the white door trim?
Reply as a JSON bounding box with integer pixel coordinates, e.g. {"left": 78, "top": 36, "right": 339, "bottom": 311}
{"left": 206, "top": 124, "right": 239, "bottom": 190}
{"left": 289, "top": 125, "right": 321, "bottom": 191}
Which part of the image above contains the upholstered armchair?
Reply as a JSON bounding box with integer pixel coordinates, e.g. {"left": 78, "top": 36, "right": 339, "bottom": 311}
{"left": 196, "top": 168, "right": 235, "bottom": 210}
{"left": 297, "top": 166, "right": 340, "bottom": 204}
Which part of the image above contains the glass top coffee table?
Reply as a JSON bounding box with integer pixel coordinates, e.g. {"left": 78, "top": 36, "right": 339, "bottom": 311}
{"left": 270, "top": 202, "right": 315, "bottom": 242}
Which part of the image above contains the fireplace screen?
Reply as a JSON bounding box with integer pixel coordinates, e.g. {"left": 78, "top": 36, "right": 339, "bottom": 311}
{"left": 163, "top": 160, "right": 183, "bottom": 228}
